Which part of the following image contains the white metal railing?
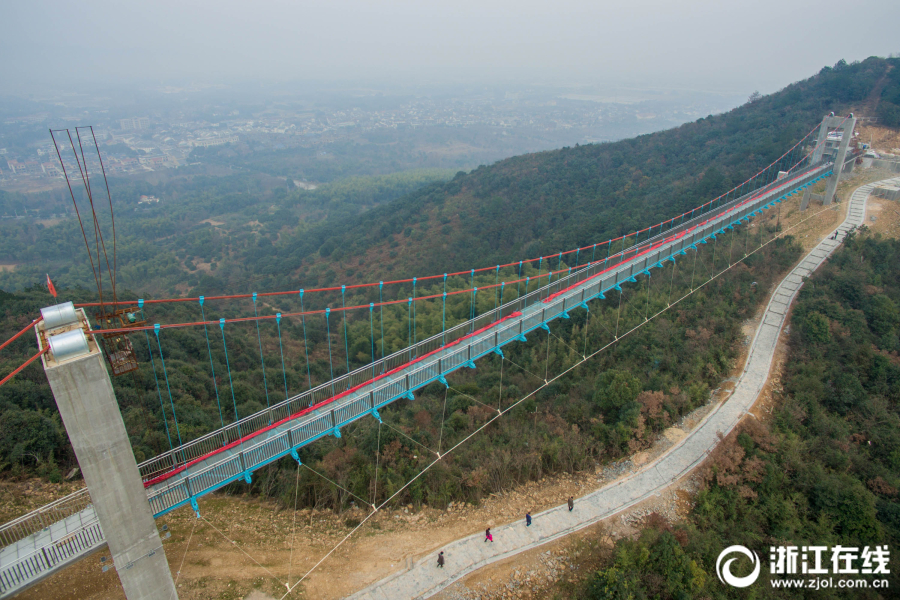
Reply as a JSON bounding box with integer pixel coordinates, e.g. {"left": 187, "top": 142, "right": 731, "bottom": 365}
{"left": 136, "top": 162, "right": 831, "bottom": 484}
{"left": 0, "top": 488, "right": 91, "bottom": 548}
{"left": 0, "top": 521, "right": 104, "bottom": 596}
{"left": 142, "top": 162, "right": 833, "bottom": 517}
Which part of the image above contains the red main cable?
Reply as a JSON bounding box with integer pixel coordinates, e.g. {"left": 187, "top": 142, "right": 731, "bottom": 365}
{"left": 0, "top": 318, "right": 41, "bottom": 354}
{"left": 0, "top": 346, "right": 49, "bottom": 387}
{"left": 74, "top": 123, "right": 823, "bottom": 310}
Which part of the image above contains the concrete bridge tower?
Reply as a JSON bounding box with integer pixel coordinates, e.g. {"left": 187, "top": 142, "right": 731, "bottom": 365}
{"left": 37, "top": 302, "right": 178, "bottom": 600}
{"left": 801, "top": 113, "right": 858, "bottom": 210}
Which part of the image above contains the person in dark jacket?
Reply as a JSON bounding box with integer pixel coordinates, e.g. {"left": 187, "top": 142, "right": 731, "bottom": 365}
{"left": 437, "top": 551, "right": 445, "bottom": 568}
{"left": 485, "top": 527, "right": 493, "bottom": 542}
{"left": 525, "top": 512, "right": 532, "bottom": 527}
{"left": 567, "top": 496, "right": 574, "bottom": 511}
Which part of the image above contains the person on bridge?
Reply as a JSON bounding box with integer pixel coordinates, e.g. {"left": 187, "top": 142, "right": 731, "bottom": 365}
{"left": 525, "top": 512, "right": 532, "bottom": 527}
{"left": 485, "top": 527, "right": 493, "bottom": 542}
{"left": 437, "top": 551, "right": 445, "bottom": 568}
{"left": 567, "top": 496, "right": 574, "bottom": 512}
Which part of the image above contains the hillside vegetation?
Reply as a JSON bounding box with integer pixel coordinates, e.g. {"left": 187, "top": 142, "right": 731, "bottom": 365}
{"left": 0, "top": 57, "right": 895, "bottom": 510}
{"left": 570, "top": 231, "right": 900, "bottom": 598}
{"left": 283, "top": 57, "right": 899, "bottom": 283}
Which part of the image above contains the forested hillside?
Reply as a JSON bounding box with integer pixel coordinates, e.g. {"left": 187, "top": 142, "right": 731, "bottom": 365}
{"left": 0, "top": 57, "right": 895, "bottom": 511}
{"left": 572, "top": 231, "right": 900, "bottom": 598}
{"left": 0, "top": 168, "right": 454, "bottom": 295}
{"left": 0, "top": 58, "right": 895, "bottom": 298}
{"left": 280, "top": 56, "right": 899, "bottom": 283}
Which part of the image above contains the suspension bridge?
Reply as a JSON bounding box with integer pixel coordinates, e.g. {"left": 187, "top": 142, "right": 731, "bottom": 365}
{"left": 0, "top": 114, "right": 858, "bottom": 598}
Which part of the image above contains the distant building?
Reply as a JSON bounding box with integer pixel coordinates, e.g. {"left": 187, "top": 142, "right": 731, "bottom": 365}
{"left": 190, "top": 136, "right": 238, "bottom": 148}
{"left": 139, "top": 155, "right": 168, "bottom": 167}
{"left": 41, "top": 162, "right": 63, "bottom": 178}
{"left": 120, "top": 117, "right": 150, "bottom": 131}
{"left": 6, "top": 160, "right": 44, "bottom": 176}
{"left": 138, "top": 195, "right": 159, "bottom": 204}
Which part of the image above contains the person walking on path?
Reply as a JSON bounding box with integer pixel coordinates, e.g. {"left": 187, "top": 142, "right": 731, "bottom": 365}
{"left": 567, "top": 496, "right": 574, "bottom": 512}
{"left": 437, "top": 551, "right": 445, "bottom": 568}
{"left": 525, "top": 512, "right": 532, "bottom": 527}
{"left": 485, "top": 527, "right": 493, "bottom": 542}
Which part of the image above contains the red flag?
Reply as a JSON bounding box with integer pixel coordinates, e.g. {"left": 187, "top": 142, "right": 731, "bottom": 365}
{"left": 46, "top": 274, "right": 57, "bottom": 298}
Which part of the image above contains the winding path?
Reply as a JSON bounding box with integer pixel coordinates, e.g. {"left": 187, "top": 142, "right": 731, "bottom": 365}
{"left": 346, "top": 177, "right": 898, "bottom": 600}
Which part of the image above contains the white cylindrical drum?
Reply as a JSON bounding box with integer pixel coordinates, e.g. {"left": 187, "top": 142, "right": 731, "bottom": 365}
{"left": 48, "top": 329, "right": 90, "bottom": 363}
{"left": 41, "top": 302, "right": 79, "bottom": 330}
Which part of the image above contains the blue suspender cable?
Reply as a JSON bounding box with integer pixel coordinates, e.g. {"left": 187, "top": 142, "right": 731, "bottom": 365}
{"left": 469, "top": 269, "right": 478, "bottom": 318}
{"left": 442, "top": 273, "right": 447, "bottom": 342}
{"left": 412, "top": 277, "right": 417, "bottom": 351}
{"left": 299, "top": 290, "right": 312, "bottom": 392}
{"left": 219, "top": 319, "right": 242, "bottom": 439}
{"left": 407, "top": 298, "right": 412, "bottom": 354}
{"left": 469, "top": 276, "right": 478, "bottom": 320}
{"left": 494, "top": 266, "right": 499, "bottom": 313}
{"left": 517, "top": 261, "right": 522, "bottom": 299}
{"left": 341, "top": 286, "right": 350, "bottom": 380}
{"left": 442, "top": 291, "right": 447, "bottom": 345}
{"left": 524, "top": 277, "right": 530, "bottom": 308}
{"left": 325, "top": 307, "right": 335, "bottom": 396}
{"left": 379, "top": 282, "right": 385, "bottom": 373}
{"left": 499, "top": 282, "right": 505, "bottom": 312}
{"left": 252, "top": 293, "right": 270, "bottom": 411}
{"left": 369, "top": 303, "right": 376, "bottom": 378}
{"left": 276, "top": 313, "right": 288, "bottom": 402}
{"left": 139, "top": 302, "right": 173, "bottom": 453}
{"left": 591, "top": 244, "right": 596, "bottom": 264}
{"left": 153, "top": 324, "right": 184, "bottom": 455}
{"left": 199, "top": 297, "right": 225, "bottom": 432}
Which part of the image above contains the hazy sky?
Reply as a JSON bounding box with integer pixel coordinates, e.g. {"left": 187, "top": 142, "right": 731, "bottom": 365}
{"left": 3, "top": 0, "right": 898, "bottom": 95}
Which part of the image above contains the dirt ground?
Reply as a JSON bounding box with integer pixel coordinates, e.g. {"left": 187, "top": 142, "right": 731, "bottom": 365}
{"left": 8, "top": 168, "right": 897, "bottom": 600}
{"left": 746, "top": 165, "right": 898, "bottom": 256}
{"left": 865, "top": 196, "right": 900, "bottom": 238}
{"left": 857, "top": 124, "right": 900, "bottom": 156}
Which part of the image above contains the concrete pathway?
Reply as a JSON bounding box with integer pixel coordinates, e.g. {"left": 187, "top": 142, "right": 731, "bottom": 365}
{"left": 346, "top": 177, "right": 899, "bottom": 600}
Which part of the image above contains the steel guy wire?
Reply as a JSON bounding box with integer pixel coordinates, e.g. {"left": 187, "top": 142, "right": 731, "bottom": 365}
{"left": 200, "top": 515, "right": 284, "bottom": 585}
{"left": 175, "top": 516, "right": 197, "bottom": 585}
{"left": 438, "top": 386, "right": 450, "bottom": 456}
{"left": 288, "top": 459, "right": 301, "bottom": 588}
{"left": 380, "top": 419, "right": 439, "bottom": 457}
{"left": 447, "top": 386, "right": 500, "bottom": 416}
{"left": 278, "top": 205, "right": 837, "bottom": 596}
{"left": 301, "top": 463, "right": 373, "bottom": 509}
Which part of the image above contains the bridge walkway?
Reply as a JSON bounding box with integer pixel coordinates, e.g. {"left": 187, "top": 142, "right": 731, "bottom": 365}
{"left": 0, "top": 161, "right": 835, "bottom": 597}
{"left": 345, "top": 175, "right": 895, "bottom": 600}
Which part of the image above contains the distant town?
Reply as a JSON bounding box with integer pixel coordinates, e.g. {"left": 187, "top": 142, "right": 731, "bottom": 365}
{"left": 0, "top": 86, "right": 745, "bottom": 190}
